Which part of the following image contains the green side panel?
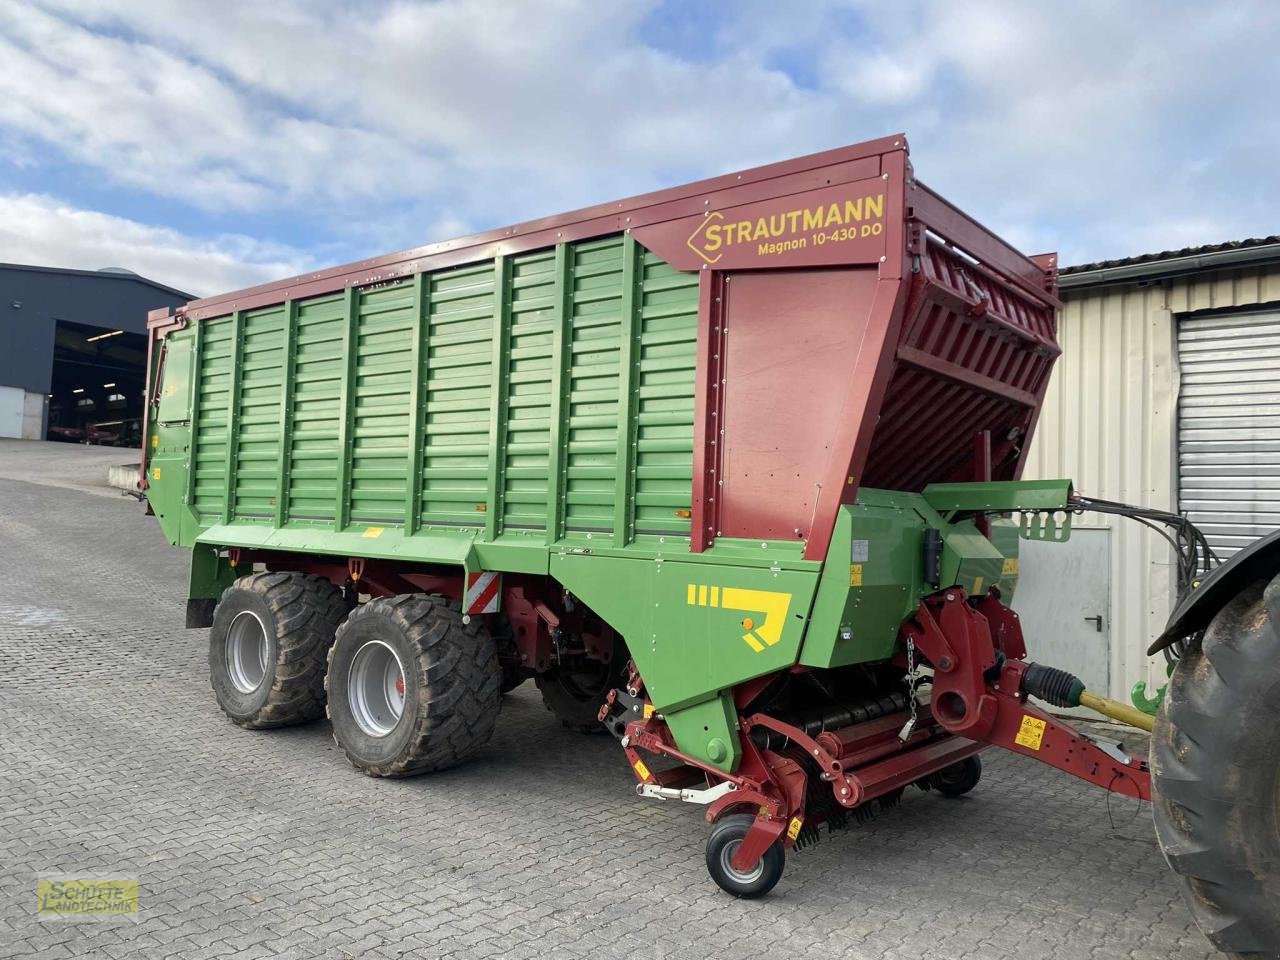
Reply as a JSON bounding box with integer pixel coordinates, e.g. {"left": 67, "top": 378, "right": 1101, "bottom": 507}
{"left": 662, "top": 694, "right": 741, "bottom": 773}
{"left": 232, "top": 305, "right": 286, "bottom": 521}
{"left": 421, "top": 263, "right": 495, "bottom": 528}
{"left": 987, "top": 518, "right": 1022, "bottom": 602}
{"left": 632, "top": 251, "right": 699, "bottom": 541}
{"left": 550, "top": 550, "right": 819, "bottom": 770}
{"left": 285, "top": 293, "right": 345, "bottom": 522}
{"left": 161, "top": 234, "right": 699, "bottom": 570}
{"left": 350, "top": 281, "right": 415, "bottom": 525}
{"left": 563, "top": 237, "right": 627, "bottom": 542}
{"left": 802, "top": 493, "right": 928, "bottom": 668}
{"left": 921, "top": 478, "right": 1072, "bottom": 513}
{"left": 157, "top": 337, "right": 193, "bottom": 422}
{"left": 192, "top": 316, "right": 235, "bottom": 520}
{"left": 501, "top": 250, "right": 557, "bottom": 534}
{"left": 943, "top": 521, "right": 1004, "bottom": 596}
{"left": 801, "top": 487, "right": 1032, "bottom": 669}
{"left": 550, "top": 549, "right": 819, "bottom": 705}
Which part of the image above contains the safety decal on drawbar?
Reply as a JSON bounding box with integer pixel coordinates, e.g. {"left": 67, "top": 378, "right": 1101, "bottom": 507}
{"left": 1015, "top": 715, "right": 1047, "bottom": 751}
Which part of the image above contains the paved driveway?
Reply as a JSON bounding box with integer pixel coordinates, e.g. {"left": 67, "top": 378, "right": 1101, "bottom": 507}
{"left": 0, "top": 443, "right": 1214, "bottom": 959}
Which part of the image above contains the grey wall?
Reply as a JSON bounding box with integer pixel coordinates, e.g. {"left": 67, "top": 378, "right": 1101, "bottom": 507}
{"left": 0, "top": 266, "right": 190, "bottom": 394}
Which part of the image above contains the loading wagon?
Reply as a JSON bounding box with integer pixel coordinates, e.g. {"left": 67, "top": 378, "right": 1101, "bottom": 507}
{"left": 141, "top": 134, "right": 1279, "bottom": 956}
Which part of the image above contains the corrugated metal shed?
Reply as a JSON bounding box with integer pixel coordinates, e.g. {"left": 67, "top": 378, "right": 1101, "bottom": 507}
{"left": 1025, "top": 251, "right": 1280, "bottom": 698}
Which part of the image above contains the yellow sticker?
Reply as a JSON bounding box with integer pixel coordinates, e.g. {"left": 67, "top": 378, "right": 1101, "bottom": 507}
{"left": 151, "top": 435, "right": 158, "bottom": 449}
{"left": 1015, "top": 715, "right": 1047, "bottom": 750}
{"left": 786, "top": 817, "right": 803, "bottom": 841}
{"left": 849, "top": 564, "right": 863, "bottom": 587}
{"left": 37, "top": 877, "right": 138, "bottom": 918}
{"left": 151, "top": 467, "right": 160, "bottom": 480}
{"left": 972, "top": 576, "right": 985, "bottom": 595}
{"left": 1002, "top": 557, "right": 1020, "bottom": 576}
{"left": 362, "top": 526, "right": 385, "bottom": 539}
{"left": 642, "top": 703, "right": 654, "bottom": 719}
{"left": 633, "top": 759, "right": 651, "bottom": 782}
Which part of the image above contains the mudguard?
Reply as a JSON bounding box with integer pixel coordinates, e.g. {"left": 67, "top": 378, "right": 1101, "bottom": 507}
{"left": 1149, "top": 528, "right": 1280, "bottom": 654}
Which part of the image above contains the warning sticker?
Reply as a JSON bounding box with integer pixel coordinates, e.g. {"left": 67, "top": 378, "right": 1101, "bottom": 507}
{"left": 849, "top": 564, "right": 863, "bottom": 587}
{"left": 642, "top": 703, "right": 655, "bottom": 719}
{"left": 786, "top": 817, "right": 803, "bottom": 841}
{"left": 1015, "top": 715, "right": 1047, "bottom": 750}
{"left": 1002, "top": 558, "right": 1020, "bottom": 576}
{"left": 633, "top": 759, "right": 651, "bottom": 782}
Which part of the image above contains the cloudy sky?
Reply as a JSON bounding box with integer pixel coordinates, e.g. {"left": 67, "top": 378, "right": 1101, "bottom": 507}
{"left": 0, "top": 0, "right": 1276, "bottom": 297}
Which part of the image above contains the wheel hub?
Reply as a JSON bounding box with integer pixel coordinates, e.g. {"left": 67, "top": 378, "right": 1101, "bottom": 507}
{"left": 225, "top": 610, "right": 269, "bottom": 694}
{"left": 349, "top": 640, "right": 407, "bottom": 737}
{"left": 719, "top": 839, "right": 764, "bottom": 884}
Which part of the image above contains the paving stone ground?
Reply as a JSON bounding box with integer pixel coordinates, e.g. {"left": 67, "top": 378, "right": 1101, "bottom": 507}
{"left": 0, "top": 442, "right": 1216, "bottom": 959}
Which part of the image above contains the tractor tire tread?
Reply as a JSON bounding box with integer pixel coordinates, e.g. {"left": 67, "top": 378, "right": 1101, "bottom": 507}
{"left": 1152, "top": 576, "right": 1280, "bottom": 958}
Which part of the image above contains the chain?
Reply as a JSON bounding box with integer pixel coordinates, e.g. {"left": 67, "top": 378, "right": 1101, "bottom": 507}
{"left": 899, "top": 635, "right": 920, "bottom": 742}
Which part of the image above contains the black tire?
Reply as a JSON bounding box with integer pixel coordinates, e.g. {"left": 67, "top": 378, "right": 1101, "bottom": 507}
{"left": 1153, "top": 576, "right": 1280, "bottom": 958}
{"left": 932, "top": 755, "right": 983, "bottom": 798}
{"left": 209, "top": 571, "right": 348, "bottom": 729}
{"left": 705, "top": 814, "right": 785, "bottom": 899}
{"left": 326, "top": 594, "right": 501, "bottom": 777}
{"left": 536, "top": 647, "right": 629, "bottom": 733}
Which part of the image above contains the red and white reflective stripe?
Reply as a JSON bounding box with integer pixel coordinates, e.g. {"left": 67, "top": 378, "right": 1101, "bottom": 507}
{"left": 464, "top": 571, "right": 501, "bottom": 614}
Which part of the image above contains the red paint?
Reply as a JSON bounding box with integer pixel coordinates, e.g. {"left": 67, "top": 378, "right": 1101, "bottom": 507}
{"left": 716, "top": 267, "right": 880, "bottom": 542}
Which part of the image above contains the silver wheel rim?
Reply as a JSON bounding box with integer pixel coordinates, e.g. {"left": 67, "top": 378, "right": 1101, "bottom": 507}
{"left": 226, "top": 610, "right": 269, "bottom": 694}
{"left": 719, "top": 838, "right": 764, "bottom": 884}
{"left": 349, "top": 640, "right": 406, "bottom": 737}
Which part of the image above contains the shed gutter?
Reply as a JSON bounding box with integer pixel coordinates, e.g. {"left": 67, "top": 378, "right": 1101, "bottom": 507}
{"left": 1061, "top": 241, "right": 1280, "bottom": 290}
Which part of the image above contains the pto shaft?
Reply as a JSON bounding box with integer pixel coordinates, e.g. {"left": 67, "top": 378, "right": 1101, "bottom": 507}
{"left": 1021, "top": 663, "right": 1154, "bottom": 733}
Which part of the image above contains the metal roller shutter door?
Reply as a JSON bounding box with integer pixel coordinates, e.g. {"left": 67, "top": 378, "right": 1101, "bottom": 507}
{"left": 1177, "top": 310, "right": 1280, "bottom": 557}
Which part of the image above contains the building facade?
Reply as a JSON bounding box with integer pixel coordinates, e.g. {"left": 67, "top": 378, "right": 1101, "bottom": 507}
{"left": 0, "top": 264, "right": 191, "bottom": 442}
{"left": 1021, "top": 238, "right": 1280, "bottom": 700}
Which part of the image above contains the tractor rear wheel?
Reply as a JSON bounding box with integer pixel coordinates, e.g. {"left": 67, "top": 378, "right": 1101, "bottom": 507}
{"left": 326, "top": 594, "right": 502, "bottom": 777}
{"left": 1152, "top": 575, "right": 1280, "bottom": 958}
{"left": 208, "top": 572, "right": 348, "bottom": 728}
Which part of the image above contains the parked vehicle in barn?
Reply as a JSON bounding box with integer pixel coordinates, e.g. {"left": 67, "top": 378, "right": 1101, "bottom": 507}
{"left": 141, "top": 134, "right": 1277, "bottom": 957}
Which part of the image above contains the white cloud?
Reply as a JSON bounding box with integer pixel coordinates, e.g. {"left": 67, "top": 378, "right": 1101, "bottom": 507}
{"left": 0, "top": 0, "right": 1277, "bottom": 290}
{"left": 0, "top": 193, "right": 314, "bottom": 296}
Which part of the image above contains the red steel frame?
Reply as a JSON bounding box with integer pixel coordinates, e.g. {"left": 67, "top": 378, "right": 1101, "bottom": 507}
{"left": 612, "top": 580, "right": 1150, "bottom": 875}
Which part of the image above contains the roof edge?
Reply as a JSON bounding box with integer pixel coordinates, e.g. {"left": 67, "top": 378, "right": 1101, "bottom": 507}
{"left": 1060, "top": 240, "right": 1280, "bottom": 290}
{"left": 0, "top": 261, "right": 193, "bottom": 300}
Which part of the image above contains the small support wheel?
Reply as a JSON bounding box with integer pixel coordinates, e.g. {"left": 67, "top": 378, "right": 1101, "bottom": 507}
{"left": 705, "top": 814, "right": 785, "bottom": 899}
{"left": 932, "top": 754, "right": 982, "bottom": 798}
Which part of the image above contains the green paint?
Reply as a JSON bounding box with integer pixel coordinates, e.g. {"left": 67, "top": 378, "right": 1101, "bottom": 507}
{"left": 144, "top": 229, "right": 1073, "bottom": 774}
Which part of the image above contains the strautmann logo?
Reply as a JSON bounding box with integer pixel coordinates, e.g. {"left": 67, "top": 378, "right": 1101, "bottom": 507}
{"left": 686, "top": 192, "right": 886, "bottom": 265}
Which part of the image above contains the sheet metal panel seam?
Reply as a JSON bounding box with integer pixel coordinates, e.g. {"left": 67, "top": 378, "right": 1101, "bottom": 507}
{"left": 334, "top": 289, "right": 359, "bottom": 531}
{"left": 612, "top": 235, "right": 641, "bottom": 546}
{"left": 220, "top": 310, "right": 245, "bottom": 525}
{"left": 183, "top": 317, "right": 204, "bottom": 509}
{"left": 485, "top": 257, "right": 512, "bottom": 541}
{"left": 546, "top": 244, "right": 573, "bottom": 542}
{"left": 405, "top": 274, "right": 428, "bottom": 536}
{"left": 273, "top": 300, "right": 297, "bottom": 528}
